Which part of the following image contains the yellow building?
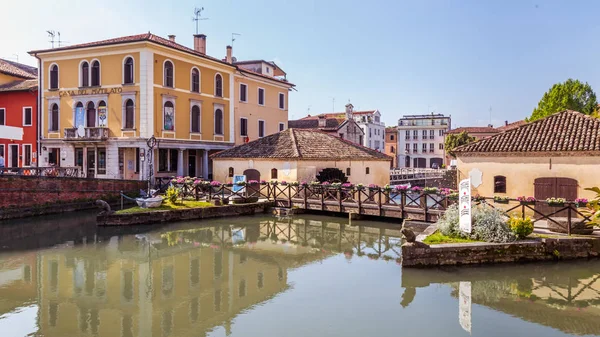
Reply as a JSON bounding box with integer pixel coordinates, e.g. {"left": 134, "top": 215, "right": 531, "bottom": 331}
{"left": 29, "top": 33, "right": 294, "bottom": 179}
{"left": 212, "top": 128, "right": 392, "bottom": 185}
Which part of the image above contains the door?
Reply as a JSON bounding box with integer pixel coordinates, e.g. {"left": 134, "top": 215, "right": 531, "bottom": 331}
{"left": 405, "top": 156, "right": 411, "bottom": 168}
{"left": 8, "top": 144, "right": 18, "bottom": 168}
{"left": 87, "top": 149, "right": 95, "bottom": 178}
{"left": 243, "top": 169, "right": 260, "bottom": 182}
{"left": 188, "top": 150, "right": 196, "bottom": 177}
{"left": 75, "top": 148, "right": 84, "bottom": 167}
{"left": 534, "top": 177, "right": 578, "bottom": 217}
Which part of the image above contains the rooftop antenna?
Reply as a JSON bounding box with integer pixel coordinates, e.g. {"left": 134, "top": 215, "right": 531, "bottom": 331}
{"left": 193, "top": 7, "right": 209, "bottom": 34}
{"left": 329, "top": 97, "right": 335, "bottom": 112}
{"left": 47, "top": 30, "right": 55, "bottom": 48}
{"left": 489, "top": 106, "right": 492, "bottom": 126}
{"left": 231, "top": 33, "right": 241, "bottom": 48}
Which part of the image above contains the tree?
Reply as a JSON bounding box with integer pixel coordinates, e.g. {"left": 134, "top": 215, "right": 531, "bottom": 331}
{"left": 445, "top": 131, "right": 475, "bottom": 158}
{"left": 530, "top": 79, "right": 598, "bottom": 121}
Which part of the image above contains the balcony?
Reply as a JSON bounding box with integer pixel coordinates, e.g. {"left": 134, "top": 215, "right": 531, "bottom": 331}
{"left": 64, "top": 127, "right": 109, "bottom": 141}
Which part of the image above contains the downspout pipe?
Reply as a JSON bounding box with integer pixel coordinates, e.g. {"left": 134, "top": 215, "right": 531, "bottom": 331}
{"left": 33, "top": 53, "right": 42, "bottom": 166}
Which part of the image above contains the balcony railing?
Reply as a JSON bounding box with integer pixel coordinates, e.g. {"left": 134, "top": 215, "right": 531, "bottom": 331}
{"left": 64, "top": 127, "right": 109, "bottom": 141}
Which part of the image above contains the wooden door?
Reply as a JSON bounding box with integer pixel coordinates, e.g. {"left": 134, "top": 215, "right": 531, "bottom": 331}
{"left": 534, "top": 177, "right": 577, "bottom": 217}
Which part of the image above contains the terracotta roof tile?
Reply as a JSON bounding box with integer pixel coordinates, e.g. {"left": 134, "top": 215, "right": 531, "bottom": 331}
{"left": 211, "top": 129, "right": 390, "bottom": 161}
{"left": 455, "top": 110, "right": 600, "bottom": 155}
{"left": 0, "top": 79, "right": 37, "bottom": 92}
{"left": 447, "top": 127, "right": 499, "bottom": 134}
{"left": 0, "top": 59, "right": 37, "bottom": 79}
{"left": 496, "top": 120, "right": 527, "bottom": 132}
{"left": 288, "top": 118, "right": 343, "bottom": 129}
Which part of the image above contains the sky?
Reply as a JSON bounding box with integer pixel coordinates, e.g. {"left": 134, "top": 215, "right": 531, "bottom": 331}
{"left": 3, "top": 0, "right": 600, "bottom": 128}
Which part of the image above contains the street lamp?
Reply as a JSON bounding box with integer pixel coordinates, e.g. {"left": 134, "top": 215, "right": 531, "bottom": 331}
{"left": 146, "top": 135, "right": 159, "bottom": 193}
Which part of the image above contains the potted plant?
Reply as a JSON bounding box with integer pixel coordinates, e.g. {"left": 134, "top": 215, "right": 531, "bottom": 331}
{"left": 395, "top": 185, "right": 409, "bottom": 193}
{"left": 210, "top": 181, "right": 222, "bottom": 187}
{"left": 342, "top": 182, "right": 354, "bottom": 189}
{"left": 270, "top": 180, "right": 279, "bottom": 186}
{"left": 310, "top": 181, "right": 321, "bottom": 186}
{"left": 423, "top": 187, "right": 439, "bottom": 195}
{"left": 472, "top": 194, "right": 486, "bottom": 202}
{"left": 235, "top": 181, "right": 246, "bottom": 187}
{"left": 289, "top": 181, "right": 299, "bottom": 186}
{"left": 574, "top": 198, "right": 588, "bottom": 208}
{"left": 383, "top": 184, "right": 393, "bottom": 192}
{"left": 368, "top": 184, "right": 380, "bottom": 191}
{"left": 410, "top": 186, "right": 423, "bottom": 194}
{"left": 331, "top": 182, "right": 342, "bottom": 189}
{"left": 494, "top": 196, "right": 510, "bottom": 204}
{"left": 248, "top": 180, "right": 259, "bottom": 185}
{"left": 517, "top": 196, "right": 536, "bottom": 205}
{"left": 447, "top": 192, "right": 459, "bottom": 201}
{"left": 546, "top": 197, "right": 566, "bottom": 207}
{"left": 260, "top": 180, "right": 267, "bottom": 185}
{"left": 355, "top": 183, "right": 365, "bottom": 191}
{"left": 280, "top": 180, "right": 288, "bottom": 186}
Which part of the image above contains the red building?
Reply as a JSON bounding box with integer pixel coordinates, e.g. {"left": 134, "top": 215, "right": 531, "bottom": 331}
{"left": 0, "top": 59, "right": 38, "bottom": 168}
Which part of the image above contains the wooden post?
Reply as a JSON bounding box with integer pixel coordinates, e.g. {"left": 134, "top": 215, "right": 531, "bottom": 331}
{"left": 339, "top": 189, "right": 343, "bottom": 213}
{"left": 423, "top": 193, "right": 428, "bottom": 222}
{"left": 321, "top": 187, "right": 325, "bottom": 211}
{"left": 521, "top": 204, "right": 525, "bottom": 219}
{"left": 288, "top": 185, "right": 292, "bottom": 207}
{"left": 567, "top": 205, "right": 572, "bottom": 236}
{"left": 378, "top": 189, "right": 382, "bottom": 217}
{"left": 303, "top": 185, "right": 308, "bottom": 209}
{"left": 195, "top": 185, "right": 199, "bottom": 201}
{"left": 357, "top": 189, "right": 362, "bottom": 215}
{"left": 401, "top": 192, "right": 406, "bottom": 219}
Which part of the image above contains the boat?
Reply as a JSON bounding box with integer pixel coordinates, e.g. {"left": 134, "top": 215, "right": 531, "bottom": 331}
{"left": 135, "top": 196, "right": 163, "bottom": 208}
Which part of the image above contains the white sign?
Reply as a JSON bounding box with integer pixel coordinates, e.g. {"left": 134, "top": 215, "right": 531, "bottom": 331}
{"left": 459, "top": 178, "right": 472, "bottom": 234}
{"left": 469, "top": 168, "right": 483, "bottom": 188}
{"left": 459, "top": 281, "right": 472, "bottom": 334}
{"left": 232, "top": 175, "right": 246, "bottom": 193}
{"left": 0, "top": 126, "right": 23, "bottom": 140}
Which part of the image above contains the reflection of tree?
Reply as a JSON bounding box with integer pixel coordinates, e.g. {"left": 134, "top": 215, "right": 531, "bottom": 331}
{"left": 400, "top": 287, "right": 415, "bottom": 308}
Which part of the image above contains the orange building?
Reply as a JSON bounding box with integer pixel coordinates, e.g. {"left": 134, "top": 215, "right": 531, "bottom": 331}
{"left": 384, "top": 126, "right": 398, "bottom": 168}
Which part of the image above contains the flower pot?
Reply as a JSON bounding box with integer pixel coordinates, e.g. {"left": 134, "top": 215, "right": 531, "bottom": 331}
{"left": 548, "top": 203, "right": 564, "bottom": 208}
{"left": 520, "top": 201, "right": 535, "bottom": 206}
{"left": 494, "top": 200, "right": 509, "bottom": 204}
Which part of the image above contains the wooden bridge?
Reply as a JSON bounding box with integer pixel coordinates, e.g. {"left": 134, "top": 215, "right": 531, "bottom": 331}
{"left": 389, "top": 168, "right": 445, "bottom": 185}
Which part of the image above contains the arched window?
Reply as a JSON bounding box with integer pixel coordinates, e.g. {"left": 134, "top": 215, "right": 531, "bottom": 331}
{"left": 494, "top": 176, "right": 506, "bottom": 193}
{"left": 191, "top": 68, "right": 200, "bottom": 93}
{"left": 164, "top": 61, "right": 174, "bottom": 87}
{"left": 346, "top": 168, "right": 351, "bottom": 176}
{"left": 86, "top": 102, "right": 96, "bottom": 127}
{"left": 49, "top": 64, "right": 58, "bottom": 89}
{"left": 124, "top": 99, "right": 134, "bottom": 129}
{"left": 123, "top": 57, "right": 134, "bottom": 84}
{"left": 191, "top": 105, "right": 201, "bottom": 133}
{"left": 215, "top": 74, "right": 223, "bottom": 97}
{"left": 50, "top": 103, "right": 59, "bottom": 131}
{"left": 214, "top": 108, "right": 223, "bottom": 135}
{"left": 228, "top": 167, "right": 234, "bottom": 177}
{"left": 365, "top": 167, "right": 370, "bottom": 175}
{"left": 271, "top": 168, "right": 278, "bottom": 180}
{"left": 91, "top": 60, "right": 100, "bottom": 86}
{"left": 81, "top": 61, "right": 89, "bottom": 87}
{"left": 164, "top": 101, "right": 174, "bottom": 131}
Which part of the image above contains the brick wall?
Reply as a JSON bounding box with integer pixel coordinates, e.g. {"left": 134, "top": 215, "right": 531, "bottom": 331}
{"left": 0, "top": 176, "right": 146, "bottom": 218}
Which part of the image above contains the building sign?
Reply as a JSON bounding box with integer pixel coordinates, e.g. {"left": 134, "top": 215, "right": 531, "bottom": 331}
{"left": 164, "top": 106, "right": 174, "bottom": 131}
{"left": 459, "top": 281, "right": 472, "bottom": 334}
{"left": 98, "top": 104, "right": 107, "bottom": 127}
{"left": 59, "top": 87, "right": 123, "bottom": 97}
{"left": 232, "top": 175, "right": 246, "bottom": 193}
{"left": 459, "top": 178, "right": 472, "bottom": 234}
{"left": 75, "top": 106, "right": 85, "bottom": 128}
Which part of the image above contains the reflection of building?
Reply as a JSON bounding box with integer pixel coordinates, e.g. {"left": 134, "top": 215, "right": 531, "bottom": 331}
{"left": 0, "top": 252, "right": 37, "bottom": 317}
{"left": 397, "top": 113, "right": 450, "bottom": 168}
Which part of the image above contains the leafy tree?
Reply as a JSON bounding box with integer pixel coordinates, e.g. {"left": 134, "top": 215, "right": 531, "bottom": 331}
{"left": 445, "top": 131, "right": 475, "bottom": 158}
{"left": 530, "top": 79, "right": 598, "bottom": 121}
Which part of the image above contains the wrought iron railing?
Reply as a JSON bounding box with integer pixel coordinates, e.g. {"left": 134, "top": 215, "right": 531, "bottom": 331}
{"left": 0, "top": 166, "right": 82, "bottom": 177}
{"left": 64, "top": 127, "right": 109, "bottom": 140}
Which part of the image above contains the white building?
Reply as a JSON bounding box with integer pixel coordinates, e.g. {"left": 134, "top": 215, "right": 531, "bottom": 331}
{"left": 397, "top": 113, "right": 450, "bottom": 168}
{"left": 352, "top": 108, "right": 385, "bottom": 152}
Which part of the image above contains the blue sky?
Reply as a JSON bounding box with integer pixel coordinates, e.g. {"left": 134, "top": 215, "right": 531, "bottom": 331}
{"left": 3, "top": 0, "right": 600, "bottom": 127}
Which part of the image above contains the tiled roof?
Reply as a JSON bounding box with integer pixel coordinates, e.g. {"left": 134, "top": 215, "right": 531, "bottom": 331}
{"left": 496, "top": 119, "right": 527, "bottom": 132}
{"left": 211, "top": 128, "right": 391, "bottom": 161}
{"left": 454, "top": 110, "right": 600, "bottom": 155}
{"left": 237, "top": 68, "right": 294, "bottom": 86}
{"left": 288, "top": 118, "right": 343, "bottom": 130}
{"left": 0, "top": 79, "right": 37, "bottom": 92}
{"left": 0, "top": 59, "right": 37, "bottom": 79}
{"left": 447, "top": 127, "right": 499, "bottom": 134}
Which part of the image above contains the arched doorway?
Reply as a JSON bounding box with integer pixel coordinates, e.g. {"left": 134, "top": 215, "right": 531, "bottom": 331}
{"left": 243, "top": 169, "right": 260, "bottom": 182}
{"left": 316, "top": 168, "right": 348, "bottom": 183}
{"left": 534, "top": 177, "right": 578, "bottom": 217}
{"left": 405, "top": 156, "right": 411, "bottom": 168}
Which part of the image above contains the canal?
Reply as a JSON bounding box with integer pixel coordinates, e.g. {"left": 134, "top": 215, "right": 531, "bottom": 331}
{"left": 0, "top": 212, "right": 599, "bottom": 337}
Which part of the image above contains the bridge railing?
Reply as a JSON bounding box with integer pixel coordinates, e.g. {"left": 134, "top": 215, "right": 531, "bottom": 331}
{"left": 0, "top": 166, "right": 82, "bottom": 178}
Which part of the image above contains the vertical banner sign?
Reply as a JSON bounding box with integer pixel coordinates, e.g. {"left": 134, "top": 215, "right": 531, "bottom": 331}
{"left": 98, "top": 105, "right": 107, "bottom": 127}
{"left": 459, "top": 281, "right": 472, "bottom": 334}
{"left": 75, "top": 107, "right": 85, "bottom": 128}
{"left": 459, "top": 178, "right": 472, "bottom": 233}
{"left": 164, "top": 106, "right": 174, "bottom": 131}
{"left": 232, "top": 175, "right": 246, "bottom": 193}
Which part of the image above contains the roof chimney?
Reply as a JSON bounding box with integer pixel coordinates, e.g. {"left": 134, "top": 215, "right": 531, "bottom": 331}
{"left": 168, "top": 35, "right": 176, "bottom": 42}
{"left": 318, "top": 115, "right": 326, "bottom": 128}
{"left": 193, "top": 34, "right": 207, "bottom": 54}
{"left": 226, "top": 45, "right": 232, "bottom": 64}
{"left": 505, "top": 120, "right": 508, "bottom": 126}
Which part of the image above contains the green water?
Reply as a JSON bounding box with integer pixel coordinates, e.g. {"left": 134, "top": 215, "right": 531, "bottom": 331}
{"left": 0, "top": 212, "right": 599, "bottom": 337}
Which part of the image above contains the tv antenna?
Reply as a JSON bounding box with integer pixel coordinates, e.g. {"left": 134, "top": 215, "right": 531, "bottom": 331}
{"left": 192, "top": 7, "right": 209, "bottom": 34}
{"left": 231, "top": 33, "right": 241, "bottom": 47}
{"left": 47, "top": 30, "right": 65, "bottom": 48}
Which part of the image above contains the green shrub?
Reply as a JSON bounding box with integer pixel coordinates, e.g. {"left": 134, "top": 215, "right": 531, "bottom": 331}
{"left": 508, "top": 217, "right": 534, "bottom": 239}
{"left": 437, "top": 204, "right": 516, "bottom": 243}
{"left": 166, "top": 186, "right": 179, "bottom": 204}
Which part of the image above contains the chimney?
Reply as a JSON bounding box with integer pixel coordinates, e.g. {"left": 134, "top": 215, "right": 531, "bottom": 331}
{"left": 318, "top": 115, "right": 326, "bottom": 128}
{"left": 226, "top": 45, "right": 232, "bottom": 64}
{"left": 168, "top": 35, "right": 176, "bottom": 42}
{"left": 505, "top": 120, "right": 508, "bottom": 126}
{"left": 193, "top": 34, "right": 207, "bottom": 54}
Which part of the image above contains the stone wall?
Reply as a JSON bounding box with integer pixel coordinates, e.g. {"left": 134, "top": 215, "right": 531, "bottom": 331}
{"left": 402, "top": 237, "right": 600, "bottom": 267}
{"left": 98, "top": 202, "right": 275, "bottom": 226}
{"left": 0, "top": 176, "right": 146, "bottom": 220}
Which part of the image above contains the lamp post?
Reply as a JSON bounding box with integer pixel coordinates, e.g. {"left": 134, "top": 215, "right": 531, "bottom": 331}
{"left": 146, "top": 135, "right": 159, "bottom": 193}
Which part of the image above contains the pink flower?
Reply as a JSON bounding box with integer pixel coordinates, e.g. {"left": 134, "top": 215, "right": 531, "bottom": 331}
{"left": 210, "top": 181, "right": 222, "bottom": 186}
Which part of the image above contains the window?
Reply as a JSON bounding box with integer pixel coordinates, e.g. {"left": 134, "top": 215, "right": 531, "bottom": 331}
{"left": 359, "top": 135, "right": 363, "bottom": 145}
{"left": 278, "top": 92, "right": 285, "bottom": 109}
{"left": 214, "top": 109, "right": 223, "bottom": 135}
{"left": 98, "top": 147, "right": 106, "bottom": 174}
{"left": 0, "top": 108, "right": 5, "bottom": 125}
{"left": 430, "top": 130, "right": 435, "bottom": 139}
{"left": 429, "top": 143, "right": 434, "bottom": 153}
{"left": 413, "top": 130, "right": 418, "bottom": 139}
{"left": 271, "top": 168, "right": 277, "bottom": 179}
{"left": 97, "top": 100, "right": 107, "bottom": 127}
{"left": 366, "top": 167, "right": 370, "bottom": 174}
{"left": 422, "top": 143, "right": 427, "bottom": 152}
{"left": 413, "top": 143, "right": 417, "bottom": 152}
{"left": 169, "top": 149, "right": 177, "bottom": 172}
{"left": 390, "top": 134, "right": 395, "bottom": 141}
{"left": 164, "top": 61, "right": 174, "bottom": 87}
{"left": 191, "top": 105, "right": 201, "bottom": 133}
{"left": 240, "top": 118, "right": 248, "bottom": 136}
{"left": 228, "top": 167, "right": 234, "bottom": 177}
{"left": 240, "top": 83, "right": 247, "bottom": 102}
{"left": 258, "top": 120, "right": 265, "bottom": 138}
{"left": 258, "top": 88, "right": 265, "bottom": 105}
{"left": 439, "top": 143, "right": 444, "bottom": 150}
{"left": 91, "top": 60, "right": 100, "bottom": 86}
{"left": 163, "top": 101, "right": 174, "bottom": 131}
{"left": 135, "top": 148, "right": 140, "bottom": 173}
{"left": 405, "top": 143, "right": 410, "bottom": 151}
{"left": 0, "top": 145, "right": 4, "bottom": 162}
{"left": 346, "top": 168, "right": 351, "bottom": 176}
{"left": 87, "top": 102, "right": 96, "bottom": 127}
{"left": 23, "top": 144, "right": 31, "bottom": 166}
{"left": 124, "top": 99, "right": 134, "bottom": 129}
{"left": 391, "top": 146, "right": 395, "bottom": 153}
{"left": 215, "top": 74, "right": 223, "bottom": 97}
{"left": 158, "top": 149, "right": 178, "bottom": 172}
{"left": 50, "top": 104, "right": 59, "bottom": 131}
{"left": 191, "top": 68, "right": 200, "bottom": 93}
{"left": 405, "top": 130, "right": 409, "bottom": 139}
{"left": 494, "top": 176, "right": 507, "bottom": 193}
{"left": 439, "top": 129, "right": 444, "bottom": 136}
{"left": 23, "top": 107, "right": 32, "bottom": 126}
{"left": 124, "top": 57, "right": 134, "bottom": 84}
{"left": 81, "top": 61, "right": 89, "bottom": 87}
{"left": 49, "top": 64, "right": 58, "bottom": 89}
{"left": 422, "top": 130, "right": 427, "bottom": 139}
{"left": 279, "top": 122, "right": 285, "bottom": 132}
